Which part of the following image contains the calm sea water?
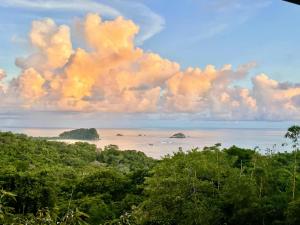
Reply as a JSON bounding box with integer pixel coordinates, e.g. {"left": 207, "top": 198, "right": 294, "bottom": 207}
{"left": 1, "top": 127, "right": 290, "bottom": 159}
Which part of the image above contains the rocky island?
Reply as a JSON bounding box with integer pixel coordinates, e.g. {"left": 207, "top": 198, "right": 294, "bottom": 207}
{"left": 170, "top": 133, "right": 186, "bottom": 138}
{"left": 58, "top": 128, "right": 100, "bottom": 140}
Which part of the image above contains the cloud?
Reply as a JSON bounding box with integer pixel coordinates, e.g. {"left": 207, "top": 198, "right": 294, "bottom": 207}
{"left": 252, "top": 74, "right": 300, "bottom": 120}
{"left": 164, "top": 63, "right": 258, "bottom": 119}
{"left": 2, "top": 13, "right": 300, "bottom": 121}
{"left": 6, "top": 14, "right": 178, "bottom": 113}
{"left": 191, "top": 23, "right": 229, "bottom": 41}
{"left": 11, "top": 68, "right": 46, "bottom": 104}
{"left": 0, "top": 69, "right": 5, "bottom": 80}
{"left": 0, "top": 0, "right": 121, "bottom": 17}
{"left": 0, "top": 69, "right": 6, "bottom": 94}
{"left": 191, "top": 0, "right": 272, "bottom": 41}
{"left": 0, "top": 0, "right": 164, "bottom": 43}
{"left": 11, "top": 35, "right": 27, "bottom": 45}
{"left": 104, "top": 0, "right": 165, "bottom": 44}
{"left": 16, "top": 18, "right": 73, "bottom": 70}
{"left": 205, "top": 0, "right": 271, "bottom": 13}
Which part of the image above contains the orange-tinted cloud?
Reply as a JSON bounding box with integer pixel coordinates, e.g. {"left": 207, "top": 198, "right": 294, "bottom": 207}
{"left": 2, "top": 13, "right": 300, "bottom": 120}
{"left": 16, "top": 18, "right": 73, "bottom": 70}
{"left": 252, "top": 74, "right": 300, "bottom": 120}
{"left": 0, "top": 69, "right": 6, "bottom": 94}
{"left": 164, "top": 63, "right": 258, "bottom": 119}
{"left": 15, "top": 68, "right": 46, "bottom": 104}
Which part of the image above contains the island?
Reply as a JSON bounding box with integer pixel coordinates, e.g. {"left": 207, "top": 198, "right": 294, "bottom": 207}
{"left": 170, "top": 133, "right": 186, "bottom": 138}
{"left": 58, "top": 128, "right": 100, "bottom": 140}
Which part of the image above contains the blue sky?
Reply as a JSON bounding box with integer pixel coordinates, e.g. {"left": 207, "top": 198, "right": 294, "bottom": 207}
{"left": 1, "top": 0, "right": 300, "bottom": 128}
{"left": 143, "top": 0, "right": 300, "bottom": 83}
{"left": 1, "top": 0, "right": 300, "bottom": 83}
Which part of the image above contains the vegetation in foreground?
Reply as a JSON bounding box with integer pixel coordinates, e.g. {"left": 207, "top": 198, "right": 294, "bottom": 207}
{"left": 1, "top": 126, "right": 300, "bottom": 224}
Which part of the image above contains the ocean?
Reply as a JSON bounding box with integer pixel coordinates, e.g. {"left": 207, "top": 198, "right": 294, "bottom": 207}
{"left": 1, "top": 127, "right": 291, "bottom": 159}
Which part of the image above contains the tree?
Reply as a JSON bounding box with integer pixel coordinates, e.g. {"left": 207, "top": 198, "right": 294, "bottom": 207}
{"left": 286, "top": 199, "right": 300, "bottom": 225}
{"left": 221, "top": 174, "right": 261, "bottom": 225}
{"left": 60, "top": 208, "right": 90, "bottom": 225}
{"left": 135, "top": 149, "right": 230, "bottom": 225}
{"left": 285, "top": 125, "right": 300, "bottom": 200}
{"left": 0, "top": 189, "right": 16, "bottom": 224}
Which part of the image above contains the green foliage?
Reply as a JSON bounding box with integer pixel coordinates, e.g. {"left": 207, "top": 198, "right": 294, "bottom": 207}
{"left": 169, "top": 133, "right": 186, "bottom": 138}
{"left": 224, "top": 145, "right": 256, "bottom": 168}
{"left": 285, "top": 125, "right": 300, "bottom": 148}
{"left": 133, "top": 145, "right": 300, "bottom": 225}
{"left": 0, "top": 189, "right": 16, "bottom": 224}
{"left": 97, "top": 145, "right": 156, "bottom": 173}
{"left": 286, "top": 198, "right": 300, "bottom": 225}
{"left": 59, "top": 128, "right": 100, "bottom": 140}
{"left": 136, "top": 149, "right": 227, "bottom": 225}
{"left": 0, "top": 132, "right": 155, "bottom": 224}
{"left": 285, "top": 125, "right": 300, "bottom": 200}
{"left": 1, "top": 127, "right": 300, "bottom": 225}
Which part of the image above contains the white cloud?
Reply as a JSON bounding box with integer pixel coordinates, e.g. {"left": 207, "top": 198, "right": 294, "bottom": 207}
{"left": 190, "top": 23, "right": 229, "bottom": 42}
{"left": 0, "top": 69, "right": 6, "bottom": 80}
{"left": 11, "top": 34, "right": 27, "bottom": 45}
{"left": 112, "top": 0, "right": 165, "bottom": 44}
{"left": 190, "top": 0, "right": 272, "bottom": 41}
{"left": 0, "top": 0, "right": 121, "bottom": 17}
{"left": 2, "top": 13, "right": 300, "bottom": 122}
{"left": 0, "top": 69, "right": 7, "bottom": 95}
{"left": 205, "top": 0, "right": 272, "bottom": 13}
{"left": 0, "top": 0, "right": 165, "bottom": 43}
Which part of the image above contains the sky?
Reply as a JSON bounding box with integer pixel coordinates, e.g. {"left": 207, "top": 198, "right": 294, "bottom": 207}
{"left": 0, "top": 0, "right": 300, "bottom": 128}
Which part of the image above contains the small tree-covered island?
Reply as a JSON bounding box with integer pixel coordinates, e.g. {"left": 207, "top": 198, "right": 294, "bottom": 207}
{"left": 170, "top": 133, "right": 186, "bottom": 138}
{"left": 1, "top": 126, "right": 300, "bottom": 224}
{"left": 58, "top": 128, "right": 100, "bottom": 140}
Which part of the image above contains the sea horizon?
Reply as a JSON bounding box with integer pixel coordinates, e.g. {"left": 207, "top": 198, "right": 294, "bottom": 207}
{"left": 1, "top": 120, "right": 298, "bottom": 130}
{"left": 1, "top": 125, "right": 292, "bottom": 159}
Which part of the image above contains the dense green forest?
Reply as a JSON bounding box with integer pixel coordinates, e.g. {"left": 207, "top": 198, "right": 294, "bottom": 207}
{"left": 1, "top": 127, "right": 300, "bottom": 225}
{"left": 58, "top": 128, "right": 100, "bottom": 140}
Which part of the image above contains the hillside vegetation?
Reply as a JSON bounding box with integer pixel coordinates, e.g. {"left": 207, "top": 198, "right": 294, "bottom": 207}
{"left": 58, "top": 128, "right": 100, "bottom": 140}
{"left": 1, "top": 127, "right": 300, "bottom": 224}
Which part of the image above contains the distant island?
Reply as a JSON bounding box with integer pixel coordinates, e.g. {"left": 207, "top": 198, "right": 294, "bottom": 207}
{"left": 170, "top": 133, "right": 186, "bottom": 138}
{"left": 58, "top": 128, "right": 100, "bottom": 140}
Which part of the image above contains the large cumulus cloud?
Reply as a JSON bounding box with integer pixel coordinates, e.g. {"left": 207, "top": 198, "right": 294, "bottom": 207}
{"left": 2, "top": 13, "right": 300, "bottom": 120}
